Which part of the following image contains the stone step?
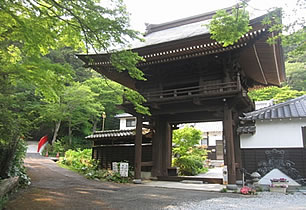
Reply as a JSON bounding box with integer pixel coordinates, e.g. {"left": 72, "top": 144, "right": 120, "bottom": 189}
{"left": 181, "top": 180, "right": 203, "bottom": 184}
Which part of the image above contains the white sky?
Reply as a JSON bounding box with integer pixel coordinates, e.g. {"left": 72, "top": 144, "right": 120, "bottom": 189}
{"left": 123, "top": 0, "right": 303, "bottom": 33}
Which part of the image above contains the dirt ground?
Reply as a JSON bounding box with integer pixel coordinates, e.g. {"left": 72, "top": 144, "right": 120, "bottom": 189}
{"left": 5, "top": 154, "right": 241, "bottom": 210}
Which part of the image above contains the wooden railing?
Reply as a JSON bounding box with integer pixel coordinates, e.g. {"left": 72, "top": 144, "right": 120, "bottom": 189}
{"left": 143, "top": 77, "right": 242, "bottom": 102}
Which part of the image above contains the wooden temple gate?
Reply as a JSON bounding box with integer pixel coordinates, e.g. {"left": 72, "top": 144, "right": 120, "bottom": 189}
{"left": 78, "top": 8, "right": 285, "bottom": 184}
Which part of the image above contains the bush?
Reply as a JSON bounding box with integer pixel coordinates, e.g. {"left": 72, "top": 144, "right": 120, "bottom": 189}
{"left": 60, "top": 149, "right": 96, "bottom": 171}
{"left": 172, "top": 126, "right": 208, "bottom": 176}
{"left": 7, "top": 139, "right": 31, "bottom": 186}
{"left": 173, "top": 155, "right": 207, "bottom": 176}
{"left": 42, "top": 136, "right": 92, "bottom": 157}
{"left": 59, "top": 149, "right": 133, "bottom": 183}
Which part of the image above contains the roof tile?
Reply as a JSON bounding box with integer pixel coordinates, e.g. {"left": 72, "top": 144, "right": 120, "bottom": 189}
{"left": 241, "top": 95, "right": 306, "bottom": 121}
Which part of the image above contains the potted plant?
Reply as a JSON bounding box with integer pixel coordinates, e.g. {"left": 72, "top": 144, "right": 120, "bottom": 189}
{"left": 270, "top": 178, "right": 288, "bottom": 193}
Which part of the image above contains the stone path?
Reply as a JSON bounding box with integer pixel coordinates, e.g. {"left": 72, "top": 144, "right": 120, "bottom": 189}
{"left": 5, "top": 154, "right": 241, "bottom": 210}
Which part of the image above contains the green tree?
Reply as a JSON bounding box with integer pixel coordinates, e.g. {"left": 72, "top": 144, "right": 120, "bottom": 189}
{"left": 83, "top": 77, "right": 124, "bottom": 131}
{"left": 248, "top": 86, "right": 305, "bottom": 103}
{"left": 208, "top": 3, "right": 251, "bottom": 47}
{"left": 40, "top": 82, "right": 102, "bottom": 144}
{"left": 208, "top": 1, "right": 305, "bottom": 57}
{"left": 0, "top": 0, "right": 144, "bottom": 179}
{"left": 284, "top": 62, "right": 306, "bottom": 91}
{"left": 172, "top": 126, "right": 208, "bottom": 176}
{"left": 173, "top": 126, "right": 202, "bottom": 156}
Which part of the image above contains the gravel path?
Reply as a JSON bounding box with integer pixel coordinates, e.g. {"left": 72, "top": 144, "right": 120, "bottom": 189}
{"left": 168, "top": 192, "right": 306, "bottom": 210}
{"left": 6, "top": 153, "right": 306, "bottom": 210}
{"left": 5, "top": 154, "right": 241, "bottom": 210}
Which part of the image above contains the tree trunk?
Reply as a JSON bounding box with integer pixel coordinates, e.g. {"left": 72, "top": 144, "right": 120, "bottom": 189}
{"left": 68, "top": 119, "right": 72, "bottom": 145}
{"left": 52, "top": 120, "right": 61, "bottom": 144}
{"left": 92, "top": 119, "right": 98, "bottom": 133}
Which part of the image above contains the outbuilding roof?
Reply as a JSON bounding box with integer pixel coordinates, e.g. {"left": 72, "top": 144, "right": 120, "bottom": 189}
{"left": 241, "top": 95, "right": 306, "bottom": 121}
{"left": 85, "top": 128, "right": 151, "bottom": 140}
{"left": 114, "top": 113, "right": 134, "bottom": 118}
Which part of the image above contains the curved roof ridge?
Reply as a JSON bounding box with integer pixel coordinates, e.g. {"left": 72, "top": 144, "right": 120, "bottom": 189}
{"left": 144, "top": 6, "right": 233, "bottom": 35}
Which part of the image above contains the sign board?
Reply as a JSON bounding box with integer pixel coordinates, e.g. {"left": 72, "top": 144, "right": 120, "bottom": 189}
{"left": 119, "top": 162, "right": 129, "bottom": 177}
{"left": 112, "top": 162, "right": 118, "bottom": 172}
{"left": 223, "top": 166, "right": 228, "bottom": 185}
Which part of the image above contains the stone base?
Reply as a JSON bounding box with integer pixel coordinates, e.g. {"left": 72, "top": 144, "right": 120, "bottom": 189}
{"left": 270, "top": 187, "right": 287, "bottom": 193}
{"left": 133, "top": 179, "right": 142, "bottom": 184}
{"left": 226, "top": 184, "right": 238, "bottom": 190}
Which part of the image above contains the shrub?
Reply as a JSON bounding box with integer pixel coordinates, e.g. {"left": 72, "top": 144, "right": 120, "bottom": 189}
{"left": 173, "top": 154, "right": 207, "bottom": 176}
{"left": 172, "top": 126, "right": 208, "bottom": 176}
{"left": 42, "top": 136, "right": 92, "bottom": 157}
{"left": 7, "top": 139, "right": 31, "bottom": 186}
{"left": 59, "top": 149, "right": 133, "bottom": 183}
{"left": 61, "top": 149, "right": 96, "bottom": 171}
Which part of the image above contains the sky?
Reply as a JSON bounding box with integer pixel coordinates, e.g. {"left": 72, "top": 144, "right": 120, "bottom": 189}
{"left": 123, "top": 0, "right": 303, "bottom": 33}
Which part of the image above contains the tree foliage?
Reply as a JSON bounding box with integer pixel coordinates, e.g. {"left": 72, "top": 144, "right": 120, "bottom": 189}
{"left": 248, "top": 86, "right": 305, "bottom": 103}
{"left": 208, "top": 1, "right": 305, "bottom": 57}
{"left": 172, "top": 126, "right": 208, "bottom": 176}
{"left": 84, "top": 77, "right": 124, "bottom": 130}
{"left": 173, "top": 126, "right": 202, "bottom": 156}
{"left": 0, "top": 0, "right": 143, "bottom": 180}
{"left": 284, "top": 62, "right": 306, "bottom": 91}
{"left": 208, "top": 3, "right": 252, "bottom": 47}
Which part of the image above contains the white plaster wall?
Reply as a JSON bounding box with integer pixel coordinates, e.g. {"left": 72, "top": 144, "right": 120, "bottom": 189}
{"left": 119, "top": 117, "right": 136, "bottom": 130}
{"left": 208, "top": 135, "right": 222, "bottom": 146}
{"left": 240, "top": 118, "right": 306, "bottom": 148}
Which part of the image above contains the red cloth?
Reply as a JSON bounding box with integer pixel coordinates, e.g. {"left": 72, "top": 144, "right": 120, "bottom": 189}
{"left": 37, "top": 136, "right": 48, "bottom": 153}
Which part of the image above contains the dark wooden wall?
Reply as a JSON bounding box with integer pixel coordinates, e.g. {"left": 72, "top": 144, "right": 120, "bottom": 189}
{"left": 241, "top": 148, "right": 306, "bottom": 179}
{"left": 93, "top": 145, "right": 152, "bottom": 172}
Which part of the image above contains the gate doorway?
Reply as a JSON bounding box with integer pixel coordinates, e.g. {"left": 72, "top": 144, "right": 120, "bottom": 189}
{"left": 171, "top": 122, "right": 224, "bottom": 181}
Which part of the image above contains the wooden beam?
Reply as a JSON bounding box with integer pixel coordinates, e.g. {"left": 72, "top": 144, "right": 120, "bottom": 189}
{"left": 134, "top": 115, "right": 143, "bottom": 180}
{"left": 141, "top": 161, "right": 153, "bottom": 167}
{"left": 223, "top": 104, "right": 236, "bottom": 184}
{"left": 192, "top": 97, "right": 202, "bottom": 105}
{"left": 164, "top": 111, "right": 222, "bottom": 124}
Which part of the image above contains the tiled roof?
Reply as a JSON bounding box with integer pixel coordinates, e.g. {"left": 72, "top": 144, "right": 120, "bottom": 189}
{"left": 241, "top": 95, "right": 306, "bottom": 121}
{"left": 114, "top": 113, "right": 134, "bottom": 118}
{"left": 85, "top": 129, "right": 150, "bottom": 140}
{"left": 131, "top": 6, "right": 266, "bottom": 49}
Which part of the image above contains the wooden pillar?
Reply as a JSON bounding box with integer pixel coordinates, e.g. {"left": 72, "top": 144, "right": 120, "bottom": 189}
{"left": 233, "top": 113, "right": 242, "bottom": 180}
{"left": 234, "top": 131, "right": 242, "bottom": 180}
{"left": 161, "top": 122, "right": 171, "bottom": 176}
{"left": 223, "top": 104, "right": 236, "bottom": 184}
{"left": 152, "top": 117, "right": 162, "bottom": 177}
{"left": 134, "top": 115, "right": 143, "bottom": 180}
{"left": 152, "top": 116, "right": 172, "bottom": 177}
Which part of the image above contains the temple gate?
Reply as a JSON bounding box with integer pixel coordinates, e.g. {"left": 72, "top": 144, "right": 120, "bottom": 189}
{"left": 78, "top": 8, "right": 285, "bottom": 184}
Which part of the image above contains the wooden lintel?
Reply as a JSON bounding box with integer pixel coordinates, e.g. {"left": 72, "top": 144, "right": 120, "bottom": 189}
{"left": 151, "top": 104, "right": 224, "bottom": 115}
{"left": 141, "top": 161, "right": 153, "bottom": 167}
{"left": 164, "top": 111, "right": 222, "bottom": 123}
{"left": 192, "top": 97, "right": 202, "bottom": 105}
{"left": 150, "top": 103, "right": 160, "bottom": 110}
{"left": 143, "top": 124, "right": 154, "bottom": 129}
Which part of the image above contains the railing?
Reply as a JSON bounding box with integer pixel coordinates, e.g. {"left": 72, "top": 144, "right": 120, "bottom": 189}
{"left": 143, "top": 76, "right": 242, "bottom": 102}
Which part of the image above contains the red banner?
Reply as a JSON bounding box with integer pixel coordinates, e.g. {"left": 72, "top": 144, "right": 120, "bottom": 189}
{"left": 37, "top": 135, "right": 48, "bottom": 153}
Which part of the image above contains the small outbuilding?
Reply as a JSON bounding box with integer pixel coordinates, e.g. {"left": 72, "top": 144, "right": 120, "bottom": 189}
{"left": 239, "top": 95, "right": 306, "bottom": 184}
{"left": 86, "top": 113, "right": 153, "bottom": 173}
